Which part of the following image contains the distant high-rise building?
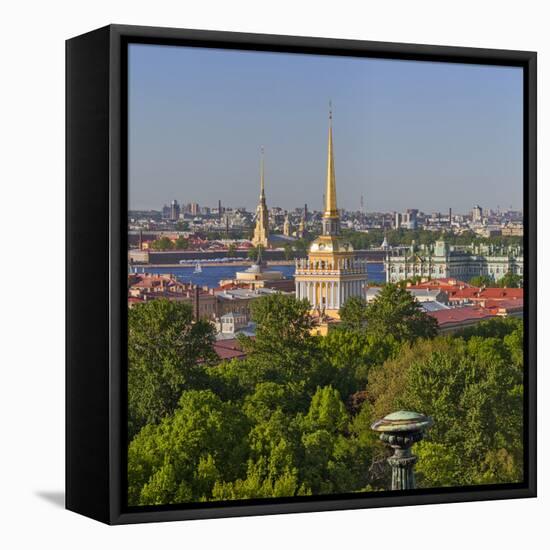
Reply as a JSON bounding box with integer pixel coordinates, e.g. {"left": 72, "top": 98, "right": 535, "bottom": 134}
{"left": 304, "top": 203, "right": 308, "bottom": 222}
{"left": 189, "top": 202, "right": 200, "bottom": 216}
{"left": 404, "top": 209, "right": 418, "bottom": 230}
{"left": 394, "top": 212, "right": 402, "bottom": 229}
{"left": 218, "top": 199, "right": 222, "bottom": 221}
{"left": 283, "top": 214, "right": 291, "bottom": 237}
{"left": 169, "top": 199, "right": 180, "bottom": 221}
{"left": 472, "top": 205, "right": 483, "bottom": 223}
{"left": 162, "top": 204, "right": 170, "bottom": 220}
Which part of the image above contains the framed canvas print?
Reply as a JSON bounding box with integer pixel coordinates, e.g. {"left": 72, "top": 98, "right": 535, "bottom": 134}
{"left": 66, "top": 24, "right": 537, "bottom": 524}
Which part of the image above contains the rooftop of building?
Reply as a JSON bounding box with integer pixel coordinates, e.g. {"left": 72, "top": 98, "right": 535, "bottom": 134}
{"left": 427, "top": 306, "right": 497, "bottom": 327}
{"left": 212, "top": 338, "right": 248, "bottom": 361}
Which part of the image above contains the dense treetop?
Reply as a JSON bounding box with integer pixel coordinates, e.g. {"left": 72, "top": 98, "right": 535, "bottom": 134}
{"left": 127, "top": 290, "right": 524, "bottom": 505}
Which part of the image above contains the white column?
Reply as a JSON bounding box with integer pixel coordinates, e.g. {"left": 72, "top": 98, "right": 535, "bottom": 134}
{"left": 313, "top": 283, "right": 318, "bottom": 308}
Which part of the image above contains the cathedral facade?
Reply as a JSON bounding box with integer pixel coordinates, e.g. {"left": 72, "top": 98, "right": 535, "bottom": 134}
{"left": 294, "top": 108, "right": 368, "bottom": 319}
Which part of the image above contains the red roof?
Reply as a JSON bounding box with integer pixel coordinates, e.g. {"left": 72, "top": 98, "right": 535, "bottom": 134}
{"left": 409, "top": 279, "right": 524, "bottom": 305}
{"left": 408, "top": 278, "right": 474, "bottom": 291}
{"left": 213, "top": 339, "right": 247, "bottom": 361}
{"left": 428, "top": 306, "right": 496, "bottom": 327}
{"left": 476, "top": 288, "right": 523, "bottom": 299}
{"left": 483, "top": 298, "right": 524, "bottom": 313}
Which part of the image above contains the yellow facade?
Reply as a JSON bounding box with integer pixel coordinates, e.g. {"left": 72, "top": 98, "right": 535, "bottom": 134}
{"left": 295, "top": 106, "right": 368, "bottom": 321}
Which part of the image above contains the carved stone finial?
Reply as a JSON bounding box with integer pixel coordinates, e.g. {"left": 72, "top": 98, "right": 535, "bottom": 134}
{"left": 371, "top": 410, "right": 433, "bottom": 490}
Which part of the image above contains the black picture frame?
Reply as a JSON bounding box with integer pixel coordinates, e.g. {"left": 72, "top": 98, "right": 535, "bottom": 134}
{"left": 66, "top": 24, "right": 537, "bottom": 525}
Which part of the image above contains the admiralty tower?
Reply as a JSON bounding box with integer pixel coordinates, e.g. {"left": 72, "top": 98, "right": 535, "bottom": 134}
{"left": 294, "top": 105, "right": 368, "bottom": 319}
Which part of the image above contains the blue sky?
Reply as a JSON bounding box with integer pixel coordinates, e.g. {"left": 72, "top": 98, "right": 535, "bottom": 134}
{"left": 128, "top": 43, "right": 523, "bottom": 213}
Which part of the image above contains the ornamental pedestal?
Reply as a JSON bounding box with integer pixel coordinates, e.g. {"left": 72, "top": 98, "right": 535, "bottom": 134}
{"left": 371, "top": 410, "right": 433, "bottom": 490}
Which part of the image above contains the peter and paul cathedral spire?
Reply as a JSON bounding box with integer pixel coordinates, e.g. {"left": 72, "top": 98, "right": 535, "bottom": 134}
{"left": 252, "top": 147, "right": 270, "bottom": 248}
{"left": 259, "top": 146, "right": 266, "bottom": 201}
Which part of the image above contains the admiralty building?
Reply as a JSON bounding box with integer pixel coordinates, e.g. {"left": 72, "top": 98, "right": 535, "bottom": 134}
{"left": 294, "top": 107, "right": 368, "bottom": 319}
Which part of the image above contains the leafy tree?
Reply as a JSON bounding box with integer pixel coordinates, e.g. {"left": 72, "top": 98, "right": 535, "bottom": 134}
{"left": 457, "top": 317, "right": 522, "bottom": 341}
{"left": 238, "top": 294, "right": 333, "bottom": 391}
{"left": 174, "top": 235, "right": 189, "bottom": 250}
{"left": 128, "top": 390, "right": 250, "bottom": 505}
{"left": 296, "top": 386, "right": 376, "bottom": 494}
{"left": 227, "top": 243, "right": 237, "bottom": 258}
{"left": 293, "top": 236, "right": 314, "bottom": 255}
{"left": 283, "top": 243, "right": 294, "bottom": 261}
{"left": 150, "top": 236, "right": 174, "bottom": 251}
{"left": 339, "top": 296, "right": 368, "bottom": 331}
{"left": 498, "top": 271, "right": 522, "bottom": 288}
{"left": 364, "top": 284, "right": 438, "bottom": 342}
{"left": 247, "top": 245, "right": 264, "bottom": 260}
{"left": 469, "top": 274, "right": 494, "bottom": 288}
{"left": 320, "top": 330, "right": 399, "bottom": 397}
{"left": 128, "top": 299, "right": 217, "bottom": 438}
{"left": 368, "top": 335, "right": 524, "bottom": 488}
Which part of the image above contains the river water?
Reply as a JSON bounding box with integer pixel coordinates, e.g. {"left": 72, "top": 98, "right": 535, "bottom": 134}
{"left": 132, "top": 263, "right": 386, "bottom": 288}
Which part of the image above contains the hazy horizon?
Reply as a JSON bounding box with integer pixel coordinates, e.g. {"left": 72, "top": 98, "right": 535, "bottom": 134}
{"left": 128, "top": 44, "right": 523, "bottom": 213}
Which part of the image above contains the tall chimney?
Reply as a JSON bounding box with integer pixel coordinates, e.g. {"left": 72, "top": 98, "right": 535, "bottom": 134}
{"left": 194, "top": 285, "right": 200, "bottom": 321}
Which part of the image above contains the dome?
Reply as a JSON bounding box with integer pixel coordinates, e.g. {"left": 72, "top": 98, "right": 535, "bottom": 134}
{"left": 309, "top": 236, "right": 353, "bottom": 253}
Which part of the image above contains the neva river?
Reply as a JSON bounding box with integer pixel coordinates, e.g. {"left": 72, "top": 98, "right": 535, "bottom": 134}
{"left": 133, "top": 262, "right": 386, "bottom": 288}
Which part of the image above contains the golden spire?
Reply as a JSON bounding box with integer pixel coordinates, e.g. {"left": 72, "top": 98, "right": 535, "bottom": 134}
{"left": 260, "top": 146, "right": 265, "bottom": 200}
{"left": 324, "top": 102, "right": 338, "bottom": 218}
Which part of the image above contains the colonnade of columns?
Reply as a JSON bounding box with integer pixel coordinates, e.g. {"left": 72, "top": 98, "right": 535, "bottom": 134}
{"left": 296, "top": 279, "right": 366, "bottom": 309}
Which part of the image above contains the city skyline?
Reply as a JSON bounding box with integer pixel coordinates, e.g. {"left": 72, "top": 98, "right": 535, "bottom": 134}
{"left": 129, "top": 44, "right": 523, "bottom": 213}
{"left": 131, "top": 199, "right": 522, "bottom": 216}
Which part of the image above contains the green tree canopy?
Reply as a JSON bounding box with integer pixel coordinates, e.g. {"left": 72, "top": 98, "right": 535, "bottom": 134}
{"left": 174, "top": 235, "right": 189, "bottom": 250}
{"left": 367, "top": 332, "right": 524, "bottom": 489}
{"left": 247, "top": 245, "right": 264, "bottom": 260}
{"left": 283, "top": 243, "right": 294, "bottom": 260}
{"left": 128, "top": 299, "right": 216, "bottom": 438}
{"left": 226, "top": 243, "right": 237, "bottom": 258}
{"left": 498, "top": 271, "right": 522, "bottom": 288}
{"left": 339, "top": 296, "right": 368, "bottom": 331}
{"left": 364, "top": 283, "right": 438, "bottom": 342}
{"left": 469, "top": 274, "right": 495, "bottom": 287}
{"left": 238, "top": 293, "right": 333, "bottom": 391}
{"left": 150, "top": 236, "right": 174, "bottom": 251}
{"left": 128, "top": 390, "right": 250, "bottom": 505}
